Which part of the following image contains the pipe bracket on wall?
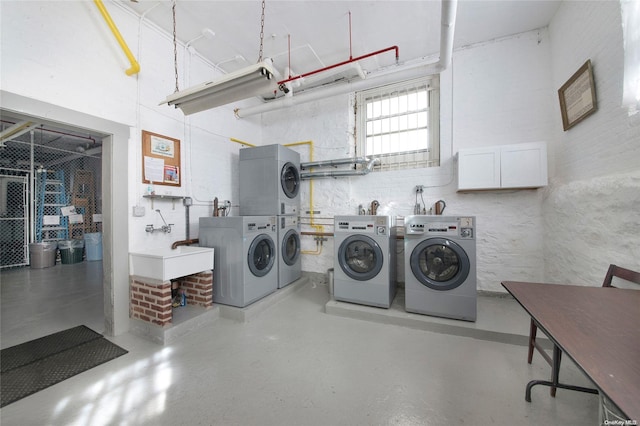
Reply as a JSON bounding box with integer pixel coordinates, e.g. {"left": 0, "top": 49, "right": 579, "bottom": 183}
{"left": 93, "top": 0, "right": 141, "bottom": 76}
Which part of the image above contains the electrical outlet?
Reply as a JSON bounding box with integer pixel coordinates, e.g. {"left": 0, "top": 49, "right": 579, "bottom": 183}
{"left": 415, "top": 185, "right": 424, "bottom": 194}
{"left": 132, "top": 205, "right": 145, "bottom": 217}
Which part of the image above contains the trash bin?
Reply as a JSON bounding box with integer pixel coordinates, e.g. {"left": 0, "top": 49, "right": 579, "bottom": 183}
{"left": 58, "top": 239, "right": 84, "bottom": 264}
{"left": 29, "top": 242, "right": 58, "bottom": 269}
{"left": 84, "top": 232, "right": 102, "bottom": 261}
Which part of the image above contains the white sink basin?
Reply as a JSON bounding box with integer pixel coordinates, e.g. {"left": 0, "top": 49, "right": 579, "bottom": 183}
{"left": 129, "top": 246, "right": 214, "bottom": 281}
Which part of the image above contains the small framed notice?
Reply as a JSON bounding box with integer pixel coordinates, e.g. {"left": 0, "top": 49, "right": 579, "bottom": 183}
{"left": 558, "top": 60, "right": 597, "bottom": 131}
{"left": 142, "top": 130, "right": 181, "bottom": 187}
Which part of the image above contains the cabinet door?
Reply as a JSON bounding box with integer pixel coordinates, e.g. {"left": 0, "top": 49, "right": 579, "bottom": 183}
{"left": 500, "top": 142, "right": 548, "bottom": 188}
{"left": 457, "top": 147, "right": 501, "bottom": 190}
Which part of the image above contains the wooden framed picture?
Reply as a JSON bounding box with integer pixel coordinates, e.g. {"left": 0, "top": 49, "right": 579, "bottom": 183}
{"left": 141, "top": 130, "right": 181, "bottom": 187}
{"left": 558, "top": 59, "right": 597, "bottom": 131}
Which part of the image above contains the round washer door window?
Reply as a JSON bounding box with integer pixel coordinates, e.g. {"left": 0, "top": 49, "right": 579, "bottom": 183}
{"left": 248, "top": 234, "right": 276, "bottom": 277}
{"left": 281, "top": 162, "right": 300, "bottom": 199}
{"left": 338, "top": 235, "right": 383, "bottom": 281}
{"left": 282, "top": 229, "right": 301, "bottom": 266}
{"left": 410, "top": 238, "right": 470, "bottom": 291}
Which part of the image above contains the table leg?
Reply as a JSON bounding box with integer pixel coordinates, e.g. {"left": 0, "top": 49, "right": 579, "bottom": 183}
{"left": 550, "top": 344, "right": 561, "bottom": 397}
{"left": 527, "top": 319, "right": 536, "bottom": 364}
{"left": 525, "top": 337, "right": 598, "bottom": 402}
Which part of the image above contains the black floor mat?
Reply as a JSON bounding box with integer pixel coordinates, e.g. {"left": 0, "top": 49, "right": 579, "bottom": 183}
{"left": 0, "top": 326, "right": 128, "bottom": 407}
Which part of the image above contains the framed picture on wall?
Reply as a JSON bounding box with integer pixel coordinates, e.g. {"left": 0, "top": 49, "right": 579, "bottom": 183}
{"left": 558, "top": 59, "right": 597, "bottom": 131}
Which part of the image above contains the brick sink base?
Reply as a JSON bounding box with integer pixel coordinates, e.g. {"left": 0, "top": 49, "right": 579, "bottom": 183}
{"left": 130, "top": 270, "right": 213, "bottom": 326}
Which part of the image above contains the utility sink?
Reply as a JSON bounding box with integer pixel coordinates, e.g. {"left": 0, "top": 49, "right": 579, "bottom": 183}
{"left": 129, "top": 246, "right": 214, "bottom": 281}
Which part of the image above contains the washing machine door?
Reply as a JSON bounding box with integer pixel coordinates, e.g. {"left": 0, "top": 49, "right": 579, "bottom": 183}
{"left": 248, "top": 234, "right": 276, "bottom": 277}
{"left": 282, "top": 229, "right": 301, "bottom": 266}
{"left": 338, "top": 235, "right": 383, "bottom": 281}
{"left": 281, "top": 162, "right": 300, "bottom": 199}
{"left": 410, "top": 238, "right": 470, "bottom": 291}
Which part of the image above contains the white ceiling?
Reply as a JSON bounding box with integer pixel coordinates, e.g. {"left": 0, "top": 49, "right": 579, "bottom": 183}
{"left": 1, "top": 0, "right": 562, "bottom": 155}
{"left": 122, "top": 0, "right": 562, "bottom": 88}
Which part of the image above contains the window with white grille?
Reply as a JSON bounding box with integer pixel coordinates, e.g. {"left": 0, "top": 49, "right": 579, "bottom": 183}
{"left": 355, "top": 75, "right": 440, "bottom": 170}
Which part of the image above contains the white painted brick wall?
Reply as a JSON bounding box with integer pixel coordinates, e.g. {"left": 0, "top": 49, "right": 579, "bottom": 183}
{"left": 544, "top": 1, "right": 640, "bottom": 284}
{"left": 263, "top": 29, "right": 555, "bottom": 292}
{"left": 3, "top": 1, "right": 635, "bottom": 291}
{"left": 542, "top": 171, "right": 640, "bottom": 284}
{"left": 0, "top": 1, "right": 260, "bottom": 252}
{"left": 549, "top": 1, "right": 639, "bottom": 181}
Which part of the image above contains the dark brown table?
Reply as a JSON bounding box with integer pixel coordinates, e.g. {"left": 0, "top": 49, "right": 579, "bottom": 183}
{"left": 502, "top": 281, "right": 640, "bottom": 422}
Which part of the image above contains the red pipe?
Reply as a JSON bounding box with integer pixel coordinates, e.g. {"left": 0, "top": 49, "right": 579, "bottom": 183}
{"left": 277, "top": 45, "right": 399, "bottom": 86}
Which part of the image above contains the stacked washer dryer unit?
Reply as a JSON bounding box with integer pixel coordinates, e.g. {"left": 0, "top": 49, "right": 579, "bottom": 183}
{"left": 333, "top": 215, "right": 397, "bottom": 308}
{"left": 239, "top": 144, "right": 302, "bottom": 288}
{"left": 199, "top": 216, "right": 278, "bottom": 307}
{"left": 404, "top": 215, "right": 477, "bottom": 321}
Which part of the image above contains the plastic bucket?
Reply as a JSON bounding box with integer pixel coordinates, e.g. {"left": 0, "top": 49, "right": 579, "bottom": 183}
{"left": 29, "top": 242, "right": 57, "bottom": 269}
{"left": 58, "top": 239, "right": 84, "bottom": 264}
{"left": 84, "top": 232, "right": 103, "bottom": 261}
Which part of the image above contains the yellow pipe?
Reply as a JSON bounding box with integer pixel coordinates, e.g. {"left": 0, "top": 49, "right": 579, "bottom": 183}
{"left": 230, "top": 137, "right": 256, "bottom": 147}
{"left": 93, "top": 0, "right": 140, "bottom": 76}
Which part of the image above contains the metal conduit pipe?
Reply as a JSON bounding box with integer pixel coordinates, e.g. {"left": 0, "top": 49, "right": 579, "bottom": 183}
{"left": 93, "top": 0, "right": 140, "bottom": 76}
{"left": 300, "top": 158, "right": 379, "bottom": 180}
{"left": 171, "top": 238, "right": 199, "bottom": 250}
{"left": 234, "top": 0, "right": 457, "bottom": 118}
{"left": 185, "top": 203, "right": 190, "bottom": 240}
{"left": 301, "top": 157, "right": 370, "bottom": 169}
{"left": 300, "top": 231, "right": 334, "bottom": 237}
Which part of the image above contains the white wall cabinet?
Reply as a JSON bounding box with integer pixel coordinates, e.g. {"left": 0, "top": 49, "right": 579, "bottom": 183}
{"left": 457, "top": 142, "right": 547, "bottom": 191}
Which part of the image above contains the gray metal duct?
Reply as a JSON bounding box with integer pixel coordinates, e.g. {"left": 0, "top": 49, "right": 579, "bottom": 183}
{"left": 301, "top": 157, "right": 370, "bottom": 169}
{"left": 300, "top": 158, "right": 379, "bottom": 179}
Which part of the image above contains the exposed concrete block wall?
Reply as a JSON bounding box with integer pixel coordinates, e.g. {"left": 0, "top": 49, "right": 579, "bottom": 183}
{"left": 544, "top": 1, "right": 640, "bottom": 283}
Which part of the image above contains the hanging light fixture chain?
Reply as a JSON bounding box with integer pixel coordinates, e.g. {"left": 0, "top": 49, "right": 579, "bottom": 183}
{"left": 172, "top": 0, "right": 179, "bottom": 93}
{"left": 257, "top": 0, "right": 266, "bottom": 63}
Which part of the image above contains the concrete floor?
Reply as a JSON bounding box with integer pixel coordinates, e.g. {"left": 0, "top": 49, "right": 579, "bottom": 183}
{"left": 1, "top": 262, "right": 600, "bottom": 425}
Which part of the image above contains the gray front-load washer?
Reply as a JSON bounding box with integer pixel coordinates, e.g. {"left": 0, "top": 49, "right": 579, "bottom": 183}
{"left": 199, "top": 216, "right": 278, "bottom": 307}
{"left": 404, "top": 215, "right": 477, "bottom": 321}
{"left": 333, "top": 215, "right": 397, "bottom": 308}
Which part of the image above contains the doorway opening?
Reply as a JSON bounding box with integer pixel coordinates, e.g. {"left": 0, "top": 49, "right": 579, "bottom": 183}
{"left": 1, "top": 92, "right": 131, "bottom": 337}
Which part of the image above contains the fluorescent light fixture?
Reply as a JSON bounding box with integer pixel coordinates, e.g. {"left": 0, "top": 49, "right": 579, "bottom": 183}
{"left": 0, "top": 120, "right": 39, "bottom": 147}
{"left": 163, "top": 61, "right": 278, "bottom": 115}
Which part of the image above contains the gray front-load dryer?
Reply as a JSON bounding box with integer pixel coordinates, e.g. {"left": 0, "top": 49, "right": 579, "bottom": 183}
{"left": 239, "top": 144, "right": 300, "bottom": 216}
{"left": 404, "top": 215, "right": 477, "bottom": 321}
{"left": 199, "top": 216, "right": 278, "bottom": 307}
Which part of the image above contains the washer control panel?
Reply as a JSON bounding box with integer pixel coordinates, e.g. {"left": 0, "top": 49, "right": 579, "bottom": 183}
{"left": 246, "top": 217, "right": 277, "bottom": 233}
{"left": 336, "top": 216, "right": 392, "bottom": 236}
{"left": 337, "top": 220, "right": 382, "bottom": 235}
{"left": 405, "top": 216, "right": 474, "bottom": 239}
